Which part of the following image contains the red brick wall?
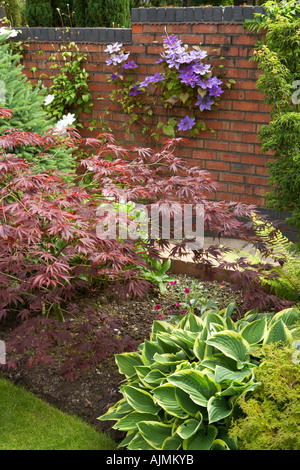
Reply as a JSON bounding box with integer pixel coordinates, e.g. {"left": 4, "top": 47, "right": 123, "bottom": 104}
{"left": 20, "top": 20, "right": 271, "bottom": 208}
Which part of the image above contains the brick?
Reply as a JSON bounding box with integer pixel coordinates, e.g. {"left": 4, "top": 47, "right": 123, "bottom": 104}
{"left": 206, "top": 161, "right": 230, "bottom": 171}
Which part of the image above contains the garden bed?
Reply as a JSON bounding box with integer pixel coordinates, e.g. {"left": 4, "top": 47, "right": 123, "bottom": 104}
{"left": 0, "top": 275, "right": 245, "bottom": 444}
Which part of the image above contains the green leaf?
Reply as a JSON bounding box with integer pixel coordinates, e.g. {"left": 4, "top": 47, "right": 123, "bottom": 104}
{"left": 127, "top": 432, "right": 156, "bottom": 450}
{"left": 263, "top": 319, "right": 293, "bottom": 345}
{"left": 206, "top": 330, "right": 250, "bottom": 365}
{"left": 153, "top": 384, "right": 188, "bottom": 418}
{"left": 176, "top": 419, "right": 202, "bottom": 439}
{"left": 270, "top": 308, "right": 300, "bottom": 327}
{"left": 240, "top": 317, "right": 267, "bottom": 345}
{"left": 175, "top": 388, "right": 204, "bottom": 418}
{"left": 207, "top": 395, "right": 232, "bottom": 423}
{"left": 168, "top": 369, "right": 220, "bottom": 406}
{"left": 183, "top": 425, "right": 218, "bottom": 450}
{"left": 137, "top": 421, "right": 173, "bottom": 450}
{"left": 98, "top": 398, "right": 133, "bottom": 421}
{"left": 162, "top": 434, "right": 183, "bottom": 450}
{"left": 122, "top": 386, "right": 160, "bottom": 414}
{"left": 214, "top": 365, "right": 254, "bottom": 384}
{"left": 142, "top": 340, "right": 164, "bottom": 365}
{"left": 113, "top": 411, "right": 160, "bottom": 431}
{"left": 115, "top": 352, "right": 143, "bottom": 378}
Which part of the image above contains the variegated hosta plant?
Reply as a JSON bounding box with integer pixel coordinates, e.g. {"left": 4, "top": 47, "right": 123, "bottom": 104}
{"left": 98, "top": 304, "right": 300, "bottom": 450}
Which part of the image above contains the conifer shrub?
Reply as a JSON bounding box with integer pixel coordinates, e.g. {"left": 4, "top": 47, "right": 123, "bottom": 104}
{"left": 229, "top": 342, "right": 300, "bottom": 450}
{"left": 25, "top": 0, "right": 53, "bottom": 27}
{"left": 86, "top": 0, "right": 130, "bottom": 28}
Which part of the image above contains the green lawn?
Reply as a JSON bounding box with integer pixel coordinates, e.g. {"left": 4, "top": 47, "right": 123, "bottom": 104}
{"left": 0, "top": 377, "right": 117, "bottom": 450}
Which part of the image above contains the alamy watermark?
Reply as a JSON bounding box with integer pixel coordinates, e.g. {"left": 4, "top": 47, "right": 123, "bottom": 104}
{"left": 0, "top": 80, "right": 5, "bottom": 105}
{"left": 0, "top": 340, "right": 5, "bottom": 365}
{"left": 292, "top": 80, "right": 300, "bottom": 105}
{"left": 96, "top": 197, "right": 204, "bottom": 250}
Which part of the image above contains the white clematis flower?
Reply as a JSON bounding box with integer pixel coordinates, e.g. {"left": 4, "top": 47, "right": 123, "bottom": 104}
{"left": 54, "top": 113, "right": 76, "bottom": 134}
{"left": 44, "top": 94, "right": 55, "bottom": 106}
{"left": 0, "top": 27, "right": 19, "bottom": 38}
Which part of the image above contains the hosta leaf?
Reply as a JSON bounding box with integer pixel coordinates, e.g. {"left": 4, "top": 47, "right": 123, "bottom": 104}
{"left": 150, "top": 320, "right": 175, "bottom": 341}
{"left": 193, "top": 337, "right": 206, "bottom": 361}
{"left": 153, "top": 350, "right": 187, "bottom": 365}
{"left": 153, "top": 384, "right": 188, "bottom": 418}
{"left": 211, "top": 439, "right": 230, "bottom": 450}
{"left": 205, "top": 330, "right": 250, "bottom": 365}
{"left": 168, "top": 369, "right": 220, "bottom": 406}
{"left": 207, "top": 395, "right": 232, "bottom": 424}
{"left": 115, "top": 352, "right": 143, "bottom": 378}
{"left": 162, "top": 435, "right": 183, "bottom": 450}
{"left": 137, "top": 421, "right": 173, "bottom": 450}
{"left": 113, "top": 411, "right": 160, "bottom": 431}
{"left": 263, "top": 319, "right": 293, "bottom": 345}
{"left": 269, "top": 308, "right": 300, "bottom": 327}
{"left": 240, "top": 317, "right": 267, "bottom": 345}
{"left": 179, "top": 313, "right": 204, "bottom": 332}
{"left": 176, "top": 419, "right": 202, "bottom": 439}
{"left": 118, "top": 430, "right": 138, "bottom": 448}
{"left": 214, "top": 365, "right": 254, "bottom": 384}
{"left": 156, "top": 333, "right": 182, "bottom": 354}
{"left": 98, "top": 398, "right": 133, "bottom": 422}
{"left": 171, "top": 329, "right": 199, "bottom": 348}
{"left": 122, "top": 386, "right": 160, "bottom": 414}
{"left": 183, "top": 425, "right": 218, "bottom": 450}
{"left": 143, "top": 369, "right": 168, "bottom": 386}
{"left": 127, "top": 432, "right": 156, "bottom": 450}
{"left": 201, "top": 353, "right": 239, "bottom": 372}
{"left": 175, "top": 388, "right": 204, "bottom": 418}
{"left": 142, "top": 340, "right": 164, "bottom": 365}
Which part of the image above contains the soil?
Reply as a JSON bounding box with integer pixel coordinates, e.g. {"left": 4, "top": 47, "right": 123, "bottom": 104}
{"left": 0, "top": 276, "right": 244, "bottom": 445}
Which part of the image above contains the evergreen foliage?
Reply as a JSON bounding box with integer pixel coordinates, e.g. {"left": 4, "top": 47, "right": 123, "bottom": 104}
{"left": 3, "top": 0, "right": 22, "bottom": 26}
{"left": 86, "top": 0, "right": 130, "bottom": 28}
{"left": 229, "top": 343, "right": 300, "bottom": 450}
{"left": 25, "top": 0, "right": 53, "bottom": 27}
{"left": 0, "top": 32, "right": 75, "bottom": 173}
{"left": 72, "top": 0, "right": 86, "bottom": 27}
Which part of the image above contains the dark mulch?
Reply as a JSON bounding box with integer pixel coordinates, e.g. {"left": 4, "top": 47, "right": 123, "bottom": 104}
{"left": 0, "top": 276, "right": 244, "bottom": 444}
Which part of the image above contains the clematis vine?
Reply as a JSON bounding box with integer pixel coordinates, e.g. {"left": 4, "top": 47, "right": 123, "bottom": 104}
{"left": 104, "top": 35, "right": 226, "bottom": 138}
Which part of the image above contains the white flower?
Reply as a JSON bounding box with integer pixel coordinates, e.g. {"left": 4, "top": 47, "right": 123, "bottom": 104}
{"left": 44, "top": 94, "right": 55, "bottom": 106}
{"left": 0, "top": 27, "right": 19, "bottom": 39}
{"left": 63, "top": 113, "right": 76, "bottom": 126}
{"left": 54, "top": 113, "right": 76, "bottom": 134}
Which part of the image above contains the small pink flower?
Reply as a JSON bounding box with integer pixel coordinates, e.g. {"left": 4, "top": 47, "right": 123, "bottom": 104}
{"left": 158, "top": 314, "right": 164, "bottom": 319}
{"left": 180, "top": 310, "right": 187, "bottom": 315}
{"left": 169, "top": 309, "right": 173, "bottom": 313}
{"left": 155, "top": 304, "right": 161, "bottom": 310}
{"left": 184, "top": 288, "right": 190, "bottom": 293}
{"left": 176, "top": 302, "right": 181, "bottom": 307}
{"left": 169, "top": 280, "right": 177, "bottom": 285}
{"left": 245, "top": 304, "right": 250, "bottom": 309}
{"left": 220, "top": 282, "right": 225, "bottom": 286}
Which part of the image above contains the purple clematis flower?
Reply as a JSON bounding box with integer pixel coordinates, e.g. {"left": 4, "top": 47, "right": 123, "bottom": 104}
{"left": 177, "top": 116, "right": 196, "bottom": 131}
{"left": 129, "top": 85, "right": 141, "bottom": 96}
{"left": 195, "top": 94, "right": 215, "bottom": 111}
{"left": 110, "top": 73, "right": 121, "bottom": 81}
{"left": 208, "top": 85, "right": 224, "bottom": 98}
{"left": 123, "top": 60, "right": 138, "bottom": 69}
{"left": 139, "top": 72, "right": 165, "bottom": 88}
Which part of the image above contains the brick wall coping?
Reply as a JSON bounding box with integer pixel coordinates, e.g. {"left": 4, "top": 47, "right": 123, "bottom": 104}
{"left": 13, "top": 5, "right": 265, "bottom": 43}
